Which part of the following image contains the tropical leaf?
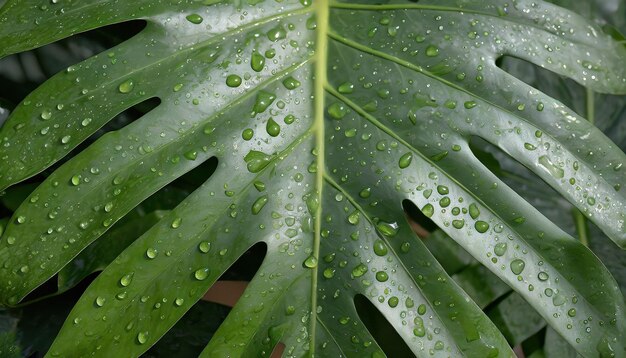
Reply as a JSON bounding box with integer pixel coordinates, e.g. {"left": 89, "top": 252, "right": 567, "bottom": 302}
{"left": 0, "top": 0, "right": 625, "bottom": 356}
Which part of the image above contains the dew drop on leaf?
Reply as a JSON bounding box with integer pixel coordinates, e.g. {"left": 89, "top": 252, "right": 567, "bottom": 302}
{"left": 303, "top": 255, "right": 318, "bottom": 268}
{"left": 266, "top": 118, "right": 280, "bottom": 137}
{"left": 252, "top": 195, "right": 269, "bottom": 215}
{"left": 474, "top": 221, "right": 489, "bottom": 233}
{"left": 198, "top": 241, "right": 211, "bottom": 253}
{"left": 251, "top": 53, "right": 265, "bottom": 72}
{"left": 185, "top": 14, "right": 203, "bottom": 24}
{"left": 494, "top": 243, "right": 507, "bottom": 256}
{"left": 194, "top": 268, "right": 209, "bottom": 280}
{"left": 137, "top": 331, "right": 149, "bottom": 345}
{"left": 226, "top": 75, "right": 242, "bottom": 87}
{"left": 398, "top": 152, "right": 412, "bottom": 169}
{"left": 118, "top": 79, "right": 134, "bottom": 93}
{"left": 146, "top": 248, "right": 158, "bottom": 259}
{"left": 373, "top": 239, "right": 387, "bottom": 256}
{"left": 510, "top": 259, "right": 525, "bottom": 275}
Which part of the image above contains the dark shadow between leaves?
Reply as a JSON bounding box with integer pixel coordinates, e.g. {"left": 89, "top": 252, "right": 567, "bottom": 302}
{"left": 354, "top": 294, "right": 413, "bottom": 357}
{"left": 402, "top": 199, "right": 437, "bottom": 238}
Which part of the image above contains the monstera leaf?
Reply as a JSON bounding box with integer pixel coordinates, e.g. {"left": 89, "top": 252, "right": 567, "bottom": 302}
{"left": 0, "top": 0, "right": 625, "bottom": 356}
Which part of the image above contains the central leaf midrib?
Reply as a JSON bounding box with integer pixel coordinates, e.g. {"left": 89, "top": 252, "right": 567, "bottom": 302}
{"left": 309, "top": 0, "right": 330, "bottom": 354}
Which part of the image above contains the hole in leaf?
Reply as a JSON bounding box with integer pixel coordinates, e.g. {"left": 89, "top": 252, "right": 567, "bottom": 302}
{"left": 269, "top": 342, "right": 285, "bottom": 358}
{"left": 0, "top": 20, "right": 146, "bottom": 103}
{"left": 354, "top": 294, "right": 413, "bottom": 357}
{"left": 402, "top": 199, "right": 437, "bottom": 238}
{"left": 42, "top": 96, "right": 162, "bottom": 176}
{"left": 202, "top": 242, "right": 267, "bottom": 307}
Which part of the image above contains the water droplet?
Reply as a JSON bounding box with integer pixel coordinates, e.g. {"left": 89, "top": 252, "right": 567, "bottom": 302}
{"left": 425, "top": 45, "right": 439, "bottom": 57}
{"left": 494, "top": 242, "right": 507, "bottom": 256}
{"left": 118, "top": 79, "right": 134, "bottom": 93}
{"left": 198, "top": 241, "right": 211, "bottom": 253}
{"left": 119, "top": 273, "right": 134, "bottom": 287}
{"left": 538, "top": 271, "right": 549, "bottom": 281}
{"left": 375, "top": 271, "right": 388, "bottom": 282}
{"left": 422, "top": 203, "right": 434, "bottom": 218}
{"left": 452, "top": 219, "right": 465, "bottom": 229}
{"left": 175, "top": 298, "right": 184, "bottom": 306}
{"left": 251, "top": 53, "right": 265, "bottom": 72}
{"left": 373, "top": 239, "right": 388, "bottom": 256}
{"left": 186, "top": 13, "right": 203, "bottom": 24}
{"left": 510, "top": 259, "right": 525, "bottom": 275}
{"left": 70, "top": 175, "right": 81, "bottom": 186}
{"left": 171, "top": 217, "right": 182, "bottom": 228}
{"left": 388, "top": 296, "right": 399, "bottom": 307}
{"left": 282, "top": 76, "right": 301, "bottom": 90}
{"left": 538, "top": 156, "right": 564, "bottom": 179}
{"left": 226, "top": 74, "right": 242, "bottom": 87}
{"left": 266, "top": 118, "right": 280, "bottom": 137}
{"left": 252, "top": 195, "right": 269, "bottom": 214}
{"left": 328, "top": 102, "right": 348, "bottom": 119}
{"left": 95, "top": 296, "right": 106, "bottom": 307}
{"left": 194, "top": 268, "right": 209, "bottom": 280}
{"left": 348, "top": 211, "right": 360, "bottom": 225}
{"left": 137, "top": 331, "right": 149, "bottom": 344}
{"left": 81, "top": 118, "right": 92, "bottom": 127}
{"left": 40, "top": 109, "right": 52, "bottom": 120}
{"left": 253, "top": 91, "right": 276, "bottom": 114}
{"left": 398, "top": 152, "right": 412, "bottom": 169}
{"left": 352, "top": 263, "right": 368, "bottom": 277}
{"left": 468, "top": 203, "right": 480, "bottom": 219}
{"left": 146, "top": 248, "right": 158, "bottom": 259}
{"left": 474, "top": 221, "right": 489, "bottom": 233}
{"left": 242, "top": 128, "right": 254, "bottom": 140}
{"left": 338, "top": 82, "right": 354, "bottom": 94}
{"left": 303, "top": 255, "right": 318, "bottom": 268}
{"left": 377, "top": 221, "right": 398, "bottom": 237}
{"left": 266, "top": 26, "right": 287, "bottom": 42}
{"left": 464, "top": 101, "right": 477, "bottom": 109}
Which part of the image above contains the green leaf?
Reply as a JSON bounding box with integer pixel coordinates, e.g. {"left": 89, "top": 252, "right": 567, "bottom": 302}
{"left": 487, "top": 293, "right": 546, "bottom": 346}
{"left": 0, "top": 182, "right": 37, "bottom": 212}
{"left": 452, "top": 265, "right": 510, "bottom": 310}
{"left": 0, "top": 0, "right": 625, "bottom": 356}
{"left": 57, "top": 210, "right": 168, "bottom": 293}
{"left": 543, "top": 327, "right": 582, "bottom": 358}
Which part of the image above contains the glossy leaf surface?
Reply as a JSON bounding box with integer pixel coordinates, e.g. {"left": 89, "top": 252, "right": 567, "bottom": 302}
{"left": 0, "top": 0, "right": 625, "bottom": 356}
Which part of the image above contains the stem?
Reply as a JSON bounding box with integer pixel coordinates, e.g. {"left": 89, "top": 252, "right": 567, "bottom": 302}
{"left": 572, "top": 208, "right": 589, "bottom": 247}
{"left": 573, "top": 87, "right": 595, "bottom": 247}
{"left": 586, "top": 87, "right": 595, "bottom": 125}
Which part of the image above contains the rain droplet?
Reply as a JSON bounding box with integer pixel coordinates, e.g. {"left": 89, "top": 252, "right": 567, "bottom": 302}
{"left": 186, "top": 14, "right": 203, "bottom": 24}
{"left": 266, "top": 118, "right": 280, "bottom": 137}
{"left": 510, "top": 259, "right": 525, "bottom": 275}
{"left": 198, "top": 241, "right": 211, "bottom": 253}
{"left": 119, "top": 273, "right": 134, "bottom": 287}
{"left": 398, "top": 152, "right": 413, "bottom": 169}
{"left": 474, "top": 221, "right": 489, "bottom": 233}
{"left": 252, "top": 195, "right": 269, "bottom": 214}
{"left": 494, "top": 243, "right": 507, "bottom": 256}
{"left": 118, "top": 79, "right": 134, "bottom": 93}
{"left": 226, "top": 75, "right": 242, "bottom": 87}
{"left": 194, "top": 268, "right": 209, "bottom": 280}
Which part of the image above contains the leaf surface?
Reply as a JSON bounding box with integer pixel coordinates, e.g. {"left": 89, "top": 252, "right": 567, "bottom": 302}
{"left": 0, "top": 0, "right": 625, "bottom": 356}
